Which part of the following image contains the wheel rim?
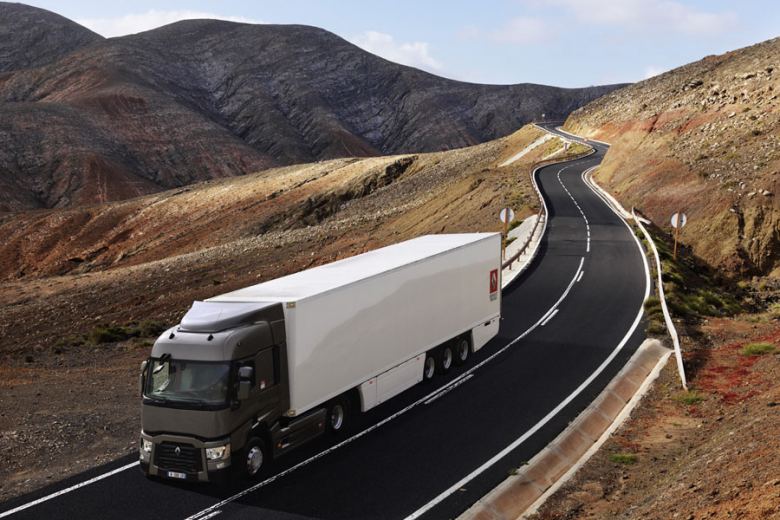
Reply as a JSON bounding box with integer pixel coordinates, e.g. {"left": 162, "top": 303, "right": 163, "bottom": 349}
{"left": 246, "top": 446, "right": 263, "bottom": 476}
{"left": 442, "top": 348, "right": 453, "bottom": 370}
{"left": 330, "top": 404, "right": 344, "bottom": 430}
{"left": 457, "top": 340, "right": 469, "bottom": 361}
{"left": 424, "top": 357, "right": 435, "bottom": 379}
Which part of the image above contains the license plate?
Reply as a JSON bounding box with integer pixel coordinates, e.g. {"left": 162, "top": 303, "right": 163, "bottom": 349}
{"left": 167, "top": 471, "right": 187, "bottom": 480}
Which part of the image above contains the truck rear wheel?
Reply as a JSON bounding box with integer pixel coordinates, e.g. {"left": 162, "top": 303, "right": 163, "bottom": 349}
{"left": 423, "top": 354, "right": 436, "bottom": 381}
{"left": 454, "top": 337, "right": 470, "bottom": 366}
{"left": 242, "top": 437, "right": 268, "bottom": 479}
{"left": 437, "top": 345, "right": 453, "bottom": 374}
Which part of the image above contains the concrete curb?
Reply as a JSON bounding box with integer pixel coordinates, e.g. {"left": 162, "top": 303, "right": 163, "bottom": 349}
{"left": 457, "top": 339, "right": 671, "bottom": 520}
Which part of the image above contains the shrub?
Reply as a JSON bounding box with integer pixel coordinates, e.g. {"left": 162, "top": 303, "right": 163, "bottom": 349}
{"left": 741, "top": 342, "right": 776, "bottom": 356}
{"left": 88, "top": 325, "right": 133, "bottom": 344}
{"left": 609, "top": 453, "right": 638, "bottom": 465}
{"left": 674, "top": 390, "right": 705, "bottom": 405}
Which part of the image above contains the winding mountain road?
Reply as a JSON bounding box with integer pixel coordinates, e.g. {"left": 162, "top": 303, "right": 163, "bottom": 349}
{"left": 0, "top": 126, "right": 649, "bottom": 520}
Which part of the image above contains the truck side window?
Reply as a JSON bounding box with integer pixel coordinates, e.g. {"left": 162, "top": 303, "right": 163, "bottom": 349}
{"left": 255, "top": 347, "right": 277, "bottom": 391}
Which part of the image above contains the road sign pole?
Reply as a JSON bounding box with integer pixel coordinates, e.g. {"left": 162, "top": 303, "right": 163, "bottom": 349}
{"left": 502, "top": 219, "right": 508, "bottom": 260}
{"left": 673, "top": 224, "right": 679, "bottom": 260}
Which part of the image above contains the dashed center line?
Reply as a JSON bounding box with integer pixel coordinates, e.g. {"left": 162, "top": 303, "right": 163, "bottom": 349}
{"left": 556, "top": 167, "right": 590, "bottom": 254}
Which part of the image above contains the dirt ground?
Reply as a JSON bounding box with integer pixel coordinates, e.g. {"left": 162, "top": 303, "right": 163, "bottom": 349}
{"left": 530, "top": 315, "right": 780, "bottom": 520}
{"left": 0, "top": 125, "right": 589, "bottom": 502}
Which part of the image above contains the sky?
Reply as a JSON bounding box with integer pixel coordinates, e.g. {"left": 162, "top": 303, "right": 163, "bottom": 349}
{"left": 24, "top": 0, "right": 780, "bottom": 87}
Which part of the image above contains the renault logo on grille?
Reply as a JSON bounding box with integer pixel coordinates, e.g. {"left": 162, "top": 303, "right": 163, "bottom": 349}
{"left": 174, "top": 446, "right": 181, "bottom": 456}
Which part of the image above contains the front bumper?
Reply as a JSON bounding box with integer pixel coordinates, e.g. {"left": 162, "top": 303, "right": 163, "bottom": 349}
{"left": 140, "top": 432, "right": 231, "bottom": 482}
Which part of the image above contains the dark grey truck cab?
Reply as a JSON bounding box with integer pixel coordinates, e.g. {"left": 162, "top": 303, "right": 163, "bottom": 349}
{"left": 139, "top": 301, "right": 324, "bottom": 482}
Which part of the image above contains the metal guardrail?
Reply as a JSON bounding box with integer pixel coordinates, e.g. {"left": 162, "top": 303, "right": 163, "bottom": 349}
{"left": 632, "top": 208, "right": 689, "bottom": 391}
{"left": 501, "top": 208, "right": 543, "bottom": 270}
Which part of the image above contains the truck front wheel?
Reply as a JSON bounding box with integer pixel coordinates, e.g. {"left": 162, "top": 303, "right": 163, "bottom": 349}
{"left": 327, "top": 397, "right": 349, "bottom": 433}
{"left": 242, "top": 437, "right": 268, "bottom": 479}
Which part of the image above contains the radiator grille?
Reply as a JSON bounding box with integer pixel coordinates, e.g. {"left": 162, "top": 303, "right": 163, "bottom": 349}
{"left": 154, "top": 442, "right": 202, "bottom": 473}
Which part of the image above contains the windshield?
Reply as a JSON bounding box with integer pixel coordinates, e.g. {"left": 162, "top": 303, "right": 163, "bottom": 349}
{"left": 144, "top": 358, "right": 231, "bottom": 407}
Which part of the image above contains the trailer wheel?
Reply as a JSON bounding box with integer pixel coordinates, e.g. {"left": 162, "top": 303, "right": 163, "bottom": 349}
{"left": 423, "top": 354, "right": 436, "bottom": 381}
{"left": 242, "top": 437, "right": 268, "bottom": 479}
{"left": 454, "top": 337, "right": 470, "bottom": 366}
{"left": 437, "top": 345, "right": 453, "bottom": 374}
{"left": 327, "top": 397, "right": 349, "bottom": 434}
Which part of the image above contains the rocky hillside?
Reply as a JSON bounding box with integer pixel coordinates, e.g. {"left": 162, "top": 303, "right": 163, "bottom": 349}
{"left": 0, "top": 2, "right": 623, "bottom": 211}
{"left": 564, "top": 37, "right": 779, "bottom": 279}
{"left": 0, "top": 3, "right": 101, "bottom": 72}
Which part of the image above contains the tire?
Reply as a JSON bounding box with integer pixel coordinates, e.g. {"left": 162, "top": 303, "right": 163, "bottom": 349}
{"left": 453, "top": 337, "right": 470, "bottom": 366}
{"left": 327, "top": 397, "right": 349, "bottom": 434}
{"left": 241, "top": 437, "right": 268, "bottom": 479}
{"left": 437, "top": 345, "right": 453, "bottom": 374}
{"left": 422, "top": 354, "right": 436, "bottom": 381}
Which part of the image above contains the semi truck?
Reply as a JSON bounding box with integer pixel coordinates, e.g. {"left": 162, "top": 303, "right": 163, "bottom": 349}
{"left": 139, "top": 233, "right": 501, "bottom": 482}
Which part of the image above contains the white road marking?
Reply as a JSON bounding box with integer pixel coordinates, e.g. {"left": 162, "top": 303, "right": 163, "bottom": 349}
{"left": 424, "top": 374, "right": 474, "bottom": 405}
{"left": 540, "top": 309, "right": 559, "bottom": 326}
{"left": 403, "top": 138, "right": 652, "bottom": 520}
{"left": 0, "top": 462, "right": 138, "bottom": 519}
{"left": 198, "top": 511, "right": 222, "bottom": 520}
{"left": 184, "top": 258, "right": 587, "bottom": 520}
{"left": 576, "top": 271, "right": 584, "bottom": 283}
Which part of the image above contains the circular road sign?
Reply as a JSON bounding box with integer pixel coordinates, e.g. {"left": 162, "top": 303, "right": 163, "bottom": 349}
{"left": 499, "top": 208, "right": 515, "bottom": 224}
{"left": 671, "top": 212, "right": 687, "bottom": 229}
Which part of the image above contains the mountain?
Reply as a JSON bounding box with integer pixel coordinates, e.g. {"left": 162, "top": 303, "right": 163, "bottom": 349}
{"left": 0, "top": 2, "right": 102, "bottom": 72}
{"left": 0, "top": 3, "right": 624, "bottom": 211}
{"left": 564, "top": 37, "right": 779, "bottom": 279}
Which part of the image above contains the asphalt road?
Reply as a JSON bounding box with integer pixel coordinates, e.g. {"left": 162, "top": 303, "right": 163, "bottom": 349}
{"left": 0, "top": 126, "right": 649, "bottom": 520}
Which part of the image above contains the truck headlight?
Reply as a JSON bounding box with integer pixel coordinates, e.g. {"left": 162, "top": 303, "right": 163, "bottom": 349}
{"left": 140, "top": 438, "right": 153, "bottom": 461}
{"left": 205, "top": 443, "right": 231, "bottom": 461}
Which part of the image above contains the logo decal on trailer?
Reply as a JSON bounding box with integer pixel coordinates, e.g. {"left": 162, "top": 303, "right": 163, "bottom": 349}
{"left": 489, "top": 269, "right": 499, "bottom": 300}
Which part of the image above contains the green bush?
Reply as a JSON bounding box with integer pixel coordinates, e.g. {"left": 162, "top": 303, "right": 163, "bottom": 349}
{"left": 741, "top": 342, "right": 776, "bottom": 356}
{"left": 88, "top": 325, "right": 134, "bottom": 344}
{"left": 674, "top": 390, "right": 705, "bottom": 405}
{"left": 609, "top": 453, "right": 638, "bottom": 465}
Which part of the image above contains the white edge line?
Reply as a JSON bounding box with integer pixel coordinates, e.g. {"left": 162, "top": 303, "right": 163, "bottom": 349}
{"left": 404, "top": 142, "right": 651, "bottom": 520}
{"left": 521, "top": 348, "right": 672, "bottom": 517}
{"left": 0, "top": 462, "right": 138, "bottom": 519}
{"left": 576, "top": 271, "right": 584, "bottom": 283}
{"left": 424, "top": 374, "right": 475, "bottom": 405}
{"left": 540, "top": 309, "right": 559, "bottom": 327}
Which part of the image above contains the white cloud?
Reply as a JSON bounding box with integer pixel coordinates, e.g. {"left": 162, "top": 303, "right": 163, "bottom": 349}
{"left": 491, "top": 17, "right": 549, "bottom": 44}
{"left": 350, "top": 31, "right": 443, "bottom": 72}
{"left": 546, "top": 0, "right": 736, "bottom": 35}
{"left": 76, "top": 10, "right": 263, "bottom": 38}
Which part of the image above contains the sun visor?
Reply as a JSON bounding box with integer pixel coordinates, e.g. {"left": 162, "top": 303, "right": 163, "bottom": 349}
{"left": 179, "top": 300, "right": 277, "bottom": 333}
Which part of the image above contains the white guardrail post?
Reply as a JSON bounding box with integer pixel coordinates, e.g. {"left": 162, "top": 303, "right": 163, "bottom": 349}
{"left": 632, "top": 208, "right": 689, "bottom": 390}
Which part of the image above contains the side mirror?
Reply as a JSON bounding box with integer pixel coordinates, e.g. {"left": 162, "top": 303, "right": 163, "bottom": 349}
{"left": 237, "top": 366, "right": 254, "bottom": 401}
{"left": 238, "top": 381, "right": 252, "bottom": 400}
{"left": 139, "top": 360, "right": 148, "bottom": 396}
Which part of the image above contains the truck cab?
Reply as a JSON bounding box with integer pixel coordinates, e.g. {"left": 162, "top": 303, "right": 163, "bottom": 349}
{"left": 139, "top": 301, "right": 300, "bottom": 482}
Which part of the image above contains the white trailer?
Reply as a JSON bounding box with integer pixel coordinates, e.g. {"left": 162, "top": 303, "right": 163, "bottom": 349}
{"left": 209, "top": 233, "right": 501, "bottom": 416}
{"left": 141, "top": 233, "right": 502, "bottom": 481}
